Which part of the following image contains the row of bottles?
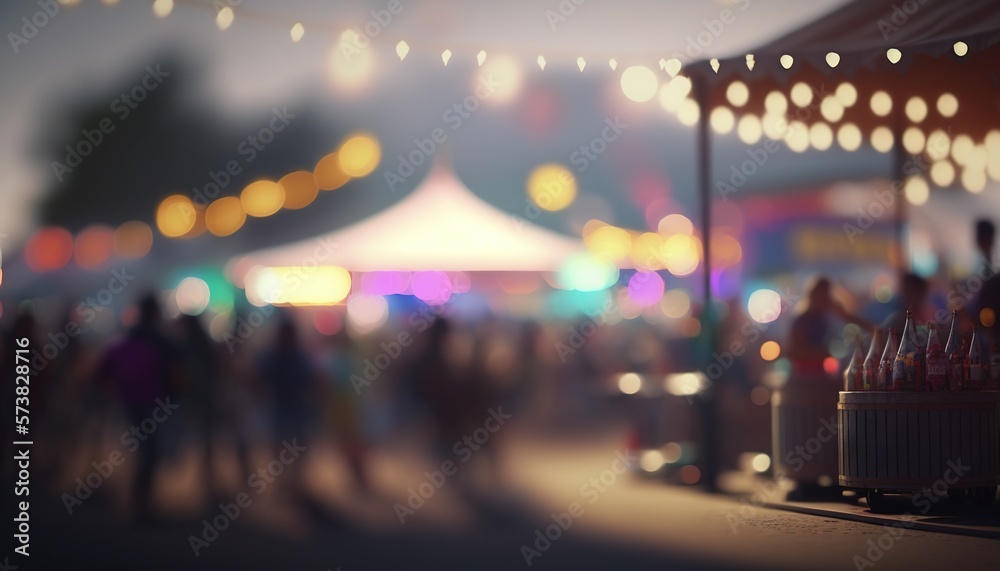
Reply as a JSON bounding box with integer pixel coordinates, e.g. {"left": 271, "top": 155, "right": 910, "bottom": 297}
{"left": 844, "top": 309, "right": 1000, "bottom": 391}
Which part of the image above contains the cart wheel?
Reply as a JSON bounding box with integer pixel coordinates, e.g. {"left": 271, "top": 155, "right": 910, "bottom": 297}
{"left": 947, "top": 488, "right": 968, "bottom": 506}
{"left": 971, "top": 486, "right": 997, "bottom": 508}
{"left": 866, "top": 489, "right": 886, "bottom": 513}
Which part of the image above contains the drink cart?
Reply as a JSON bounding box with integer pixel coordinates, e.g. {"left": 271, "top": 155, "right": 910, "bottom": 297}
{"left": 838, "top": 390, "right": 1000, "bottom": 512}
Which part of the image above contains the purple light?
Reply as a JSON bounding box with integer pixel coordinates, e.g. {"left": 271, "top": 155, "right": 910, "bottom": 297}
{"left": 360, "top": 271, "right": 410, "bottom": 296}
{"left": 628, "top": 271, "right": 664, "bottom": 306}
{"left": 411, "top": 271, "right": 453, "bottom": 305}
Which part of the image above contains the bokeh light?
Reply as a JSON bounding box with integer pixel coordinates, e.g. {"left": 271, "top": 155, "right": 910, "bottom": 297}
{"left": 206, "top": 196, "right": 246, "bottom": 237}
{"left": 618, "top": 372, "right": 641, "bottom": 395}
{"left": 937, "top": 93, "right": 958, "bottom": 117}
{"left": 338, "top": 133, "right": 382, "bottom": 177}
{"left": 835, "top": 82, "right": 857, "bottom": 107}
{"left": 902, "top": 127, "right": 925, "bottom": 155}
{"left": 279, "top": 170, "right": 320, "bottom": 210}
{"left": 820, "top": 96, "right": 844, "bottom": 122}
{"left": 790, "top": 83, "right": 812, "bottom": 107}
{"left": 808, "top": 122, "right": 833, "bottom": 151}
{"left": 930, "top": 160, "right": 956, "bottom": 187}
{"left": 661, "top": 289, "right": 691, "bottom": 319}
{"left": 628, "top": 271, "right": 665, "bottom": 306}
{"left": 871, "top": 126, "right": 894, "bottom": 153}
{"left": 760, "top": 340, "right": 780, "bottom": 361}
{"left": 314, "top": 151, "right": 352, "bottom": 190}
{"left": 737, "top": 115, "right": 762, "bottom": 144}
{"left": 620, "top": 66, "right": 658, "bottom": 102}
{"left": 658, "top": 214, "right": 694, "bottom": 236}
{"left": 748, "top": 289, "right": 781, "bottom": 324}
{"left": 558, "top": 253, "right": 620, "bottom": 291}
{"left": 710, "top": 107, "right": 735, "bottom": 134}
{"left": 711, "top": 233, "right": 743, "bottom": 267}
{"left": 726, "top": 81, "right": 749, "bottom": 107}
{"left": 156, "top": 194, "right": 197, "bottom": 238}
{"left": 904, "top": 176, "right": 930, "bottom": 205}
{"left": 662, "top": 234, "right": 700, "bottom": 277}
{"left": 74, "top": 225, "right": 115, "bottom": 269}
{"left": 411, "top": 270, "right": 453, "bottom": 305}
{"left": 346, "top": 294, "right": 389, "bottom": 334}
{"left": 25, "top": 226, "right": 73, "bottom": 272}
{"left": 314, "top": 309, "right": 343, "bottom": 336}
{"left": 584, "top": 224, "right": 632, "bottom": 261}
{"left": 658, "top": 76, "right": 692, "bottom": 113}
{"left": 360, "top": 271, "right": 410, "bottom": 296}
{"left": 175, "top": 277, "right": 210, "bottom": 316}
{"left": 980, "top": 308, "right": 996, "bottom": 328}
{"left": 870, "top": 91, "right": 892, "bottom": 116}
{"left": 114, "top": 221, "right": 153, "bottom": 259}
{"left": 527, "top": 163, "right": 577, "bottom": 211}
{"left": 823, "top": 356, "right": 839, "bottom": 375}
{"left": 677, "top": 98, "right": 700, "bottom": 126}
{"left": 328, "top": 29, "right": 376, "bottom": 91}
{"left": 478, "top": 55, "right": 523, "bottom": 104}
{"left": 837, "top": 123, "right": 862, "bottom": 151}
{"left": 241, "top": 180, "right": 285, "bottom": 217}
{"left": 764, "top": 91, "right": 787, "bottom": 115}
{"left": 905, "top": 96, "right": 927, "bottom": 123}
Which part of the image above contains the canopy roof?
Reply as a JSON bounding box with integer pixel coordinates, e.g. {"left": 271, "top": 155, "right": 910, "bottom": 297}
{"left": 688, "top": 0, "right": 1000, "bottom": 144}
{"left": 241, "top": 161, "right": 584, "bottom": 272}
{"left": 710, "top": 0, "right": 1000, "bottom": 77}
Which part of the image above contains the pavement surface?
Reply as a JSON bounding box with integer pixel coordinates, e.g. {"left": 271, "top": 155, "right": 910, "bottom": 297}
{"left": 7, "top": 424, "right": 1000, "bottom": 570}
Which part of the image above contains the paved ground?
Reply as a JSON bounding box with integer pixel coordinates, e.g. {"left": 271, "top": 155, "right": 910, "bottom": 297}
{"left": 9, "top": 425, "right": 1000, "bottom": 570}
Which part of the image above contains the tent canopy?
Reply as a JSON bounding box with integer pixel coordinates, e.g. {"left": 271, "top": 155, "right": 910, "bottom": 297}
{"left": 241, "top": 161, "right": 584, "bottom": 272}
{"left": 710, "top": 0, "right": 1000, "bottom": 77}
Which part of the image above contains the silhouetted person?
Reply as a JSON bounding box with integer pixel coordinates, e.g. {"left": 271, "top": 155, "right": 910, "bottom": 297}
{"left": 321, "top": 328, "right": 369, "bottom": 491}
{"left": 883, "top": 273, "right": 930, "bottom": 340}
{"left": 412, "top": 318, "right": 465, "bottom": 463}
{"left": 787, "top": 276, "right": 872, "bottom": 381}
{"left": 96, "top": 294, "right": 177, "bottom": 521}
{"left": 177, "top": 314, "right": 221, "bottom": 499}
{"left": 258, "top": 317, "right": 315, "bottom": 494}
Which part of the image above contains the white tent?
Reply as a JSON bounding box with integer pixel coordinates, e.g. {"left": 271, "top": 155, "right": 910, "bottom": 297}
{"left": 240, "top": 161, "right": 584, "bottom": 272}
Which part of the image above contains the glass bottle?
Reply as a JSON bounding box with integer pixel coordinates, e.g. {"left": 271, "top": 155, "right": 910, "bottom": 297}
{"left": 893, "top": 309, "right": 918, "bottom": 391}
{"left": 877, "top": 329, "right": 898, "bottom": 390}
{"left": 967, "top": 329, "right": 985, "bottom": 390}
{"left": 911, "top": 318, "right": 926, "bottom": 391}
{"left": 844, "top": 334, "right": 864, "bottom": 391}
{"left": 862, "top": 328, "right": 882, "bottom": 391}
{"left": 944, "top": 310, "right": 961, "bottom": 390}
{"left": 951, "top": 339, "right": 967, "bottom": 391}
{"left": 925, "top": 323, "right": 948, "bottom": 391}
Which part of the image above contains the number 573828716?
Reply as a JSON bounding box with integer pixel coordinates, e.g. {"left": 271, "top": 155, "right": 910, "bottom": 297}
{"left": 14, "top": 337, "right": 30, "bottom": 434}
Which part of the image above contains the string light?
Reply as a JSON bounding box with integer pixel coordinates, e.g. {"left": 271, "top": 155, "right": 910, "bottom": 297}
{"left": 152, "top": 0, "right": 173, "bottom": 18}
{"left": 954, "top": 41, "right": 969, "bottom": 57}
{"left": 290, "top": 23, "right": 304, "bottom": 43}
{"left": 826, "top": 52, "right": 840, "bottom": 68}
{"left": 441, "top": 49, "right": 452, "bottom": 66}
{"left": 664, "top": 58, "right": 682, "bottom": 77}
{"left": 476, "top": 50, "right": 487, "bottom": 66}
{"left": 608, "top": 58, "right": 617, "bottom": 70}
{"left": 710, "top": 58, "right": 719, "bottom": 73}
{"left": 780, "top": 54, "right": 793, "bottom": 69}
{"left": 216, "top": 6, "right": 234, "bottom": 31}
{"left": 396, "top": 40, "right": 409, "bottom": 61}
{"left": 577, "top": 57, "right": 586, "bottom": 72}
{"left": 887, "top": 48, "right": 901, "bottom": 64}
{"left": 745, "top": 54, "right": 755, "bottom": 71}
{"left": 537, "top": 55, "right": 546, "bottom": 70}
